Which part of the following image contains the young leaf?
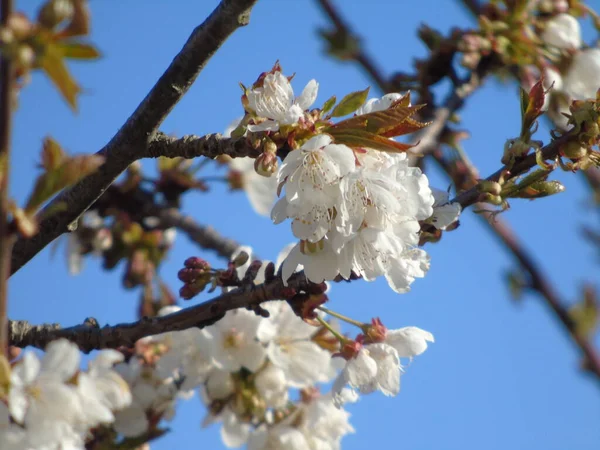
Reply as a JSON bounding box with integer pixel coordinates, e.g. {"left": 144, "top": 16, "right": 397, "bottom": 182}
{"left": 331, "top": 87, "right": 369, "bottom": 117}
{"left": 25, "top": 154, "right": 104, "bottom": 213}
{"left": 56, "top": 41, "right": 101, "bottom": 60}
{"left": 327, "top": 128, "right": 415, "bottom": 153}
{"left": 321, "top": 95, "right": 337, "bottom": 115}
{"left": 39, "top": 42, "right": 82, "bottom": 110}
{"left": 40, "top": 136, "right": 66, "bottom": 170}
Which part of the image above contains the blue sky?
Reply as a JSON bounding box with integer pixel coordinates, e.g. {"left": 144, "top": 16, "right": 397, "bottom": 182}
{"left": 8, "top": 1, "right": 600, "bottom": 449}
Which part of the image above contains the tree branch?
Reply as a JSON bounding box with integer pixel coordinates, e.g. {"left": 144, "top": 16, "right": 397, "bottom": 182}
{"left": 9, "top": 272, "right": 312, "bottom": 352}
{"left": 482, "top": 214, "right": 600, "bottom": 381}
{"left": 154, "top": 206, "right": 242, "bottom": 260}
{"left": 0, "top": 0, "right": 15, "bottom": 353}
{"left": 451, "top": 131, "right": 572, "bottom": 209}
{"left": 315, "top": 0, "right": 600, "bottom": 382}
{"left": 314, "top": 0, "right": 391, "bottom": 92}
{"left": 10, "top": 0, "right": 258, "bottom": 276}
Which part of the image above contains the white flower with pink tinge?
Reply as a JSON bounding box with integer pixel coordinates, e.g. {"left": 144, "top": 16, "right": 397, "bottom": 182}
{"left": 247, "top": 71, "right": 318, "bottom": 132}
{"left": 332, "top": 323, "right": 434, "bottom": 407}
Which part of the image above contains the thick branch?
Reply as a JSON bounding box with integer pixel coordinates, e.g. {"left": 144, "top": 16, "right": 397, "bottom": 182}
{"left": 9, "top": 272, "right": 311, "bottom": 352}
{"left": 10, "top": 0, "right": 258, "bottom": 276}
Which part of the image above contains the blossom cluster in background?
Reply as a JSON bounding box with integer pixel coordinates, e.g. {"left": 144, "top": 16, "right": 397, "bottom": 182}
{"left": 531, "top": 12, "right": 600, "bottom": 128}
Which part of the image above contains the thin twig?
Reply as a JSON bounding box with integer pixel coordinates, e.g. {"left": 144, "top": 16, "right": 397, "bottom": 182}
{"left": 8, "top": 271, "right": 312, "bottom": 352}
{"left": 0, "top": 0, "right": 14, "bottom": 354}
{"left": 314, "top": 0, "right": 391, "bottom": 91}
{"left": 482, "top": 214, "right": 600, "bottom": 380}
{"left": 153, "top": 207, "right": 242, "bottom": 260}
{"left": 10, "top": 0, "right": 259, "bottom": 276}
{"left": 451, "top": 131, "right": 572, "bottom": 209}
{"left": 315, "top": 0, "right": 600, "bottom": 382}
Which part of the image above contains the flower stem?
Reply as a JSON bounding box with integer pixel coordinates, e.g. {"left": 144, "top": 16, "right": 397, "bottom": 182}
{"left": 318, "top": 306, "right": 364, "bottom": 329}
{"left": 316, "top": 315, "right": 347, "bottom": 344}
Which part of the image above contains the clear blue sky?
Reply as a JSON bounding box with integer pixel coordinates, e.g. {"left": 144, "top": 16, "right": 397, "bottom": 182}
{"left": 8, "top": 1, "right": 600, "bottom": 449}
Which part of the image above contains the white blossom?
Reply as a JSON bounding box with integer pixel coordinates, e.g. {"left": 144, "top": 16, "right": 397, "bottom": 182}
{"left": 204, "top": 308, "right": 268, "bottom": 373}
{"left": 257, "top": 301, "right": 333, "bottom": 388}
{"left": 8, "top": 340, "right": 83, "bottom": 446}
{"left": 333, "top": 327, "right": 433, "bottom": 406}
{"left": 541, "top": 13, "right": 582, "bottom": 50}
{"left": 563, "top": 48, "right": 600, "bottom": 101}
{"left": 248, "top": 424, "right": 310, "bottom": 450}
{"left": 301, "top": 394, "right": 355, "bottom": 450}
{"left": 247, "top": 71, "right": 318, "bottom": 132}
{"left": 255, "top": 364, "right": 289, "bottom": 408}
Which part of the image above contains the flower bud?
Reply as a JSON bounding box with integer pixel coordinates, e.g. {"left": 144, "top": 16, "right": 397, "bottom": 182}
{"left": 254, "top": 150, "right": 278, "bottom": 177}
{"left": 562, "top": 140, "right": 587, "bottom": 160}
{"left": 232, "top": 251, "right": 250, "bottom": 268}
{"left": 38, "top": 0, "right": 74, "bottom": 29}
{"left": 184, "top": 256, "right": 210, "bottom": 270}
{"left": 478, "top": 180, "right": 502, "bottom": 196}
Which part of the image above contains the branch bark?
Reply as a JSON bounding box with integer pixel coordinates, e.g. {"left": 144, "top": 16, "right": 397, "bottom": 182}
{"left": 0, "top": 0, "right": 15, "bottom": 353}
{"left": 10, "top": 0, "right": 258, "bottom": 276}
{"left": 9, "top": 271, "right": 312, "bottom": 352}
{"left": 154, "top": 207, "right": 242, "bottom": 260}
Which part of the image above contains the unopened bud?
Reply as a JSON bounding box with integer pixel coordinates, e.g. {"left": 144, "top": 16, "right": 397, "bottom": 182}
{"left": 478, "top": 180, "right": 502, "bottom": 196}
{"left": 232, "top": 250, "right": 250, "bottom": 268}
{"left": 254, "top": 153, "right": 277, "bottom": 177}
{"left": 184, "top": 256, "right": 210, "bottom": 270}
{"left": 562, "top": 140, "right": 587, "bottom": 160}
{"left": 38, "top": 0, "right": 74, "bottom": 29}
{"left": 179, "top": 284, "right": 197, "bottom": 300}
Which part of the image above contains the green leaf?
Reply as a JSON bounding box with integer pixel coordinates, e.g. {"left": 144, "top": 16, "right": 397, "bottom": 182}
{"left": 25, "top": 154, "right": 104, "bottom": 213}
{"left": 39, "top": 42, "right": 82, "bottom": 110}
{"left": 56, "top": 41, "right": 101, "bottom": 60}
{"left": 321, "top": 95, "right": 336, "bottom": 115}
{"left": 331, "top": 87, "right": 370, "bottom": 118}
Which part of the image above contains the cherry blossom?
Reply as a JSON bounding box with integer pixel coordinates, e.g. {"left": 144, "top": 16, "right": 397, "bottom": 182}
{"left": 247, "top": 71, "right": 318, "bottom": 132}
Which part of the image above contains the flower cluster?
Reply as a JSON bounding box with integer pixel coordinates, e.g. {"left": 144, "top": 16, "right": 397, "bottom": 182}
{"left": 1, "top": 340, "right": 132, "bottom": 449}
{"left": 133, "top": 247, "right": 432, "bottom": 449}
{"left": 237, "top": 69, "right": 460, "bottom": 293}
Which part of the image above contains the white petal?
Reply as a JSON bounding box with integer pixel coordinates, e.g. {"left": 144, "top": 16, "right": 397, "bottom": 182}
{"left": 385, "top": 327, "right": 434, "bottom": 358}
{"left": 221, "top": 409, "right": 251, "bottom": 448}
{"left": 41, "top": 339, "right": 80, "bottom": 381}
{"left": 345, "top": 349, "right": 377, "bottom": 389}
{"left": 114, "top": 406, "right": 149, "bottom": 437}
{"left": 296, "top": 79, "right": 319, "bottom": 110}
